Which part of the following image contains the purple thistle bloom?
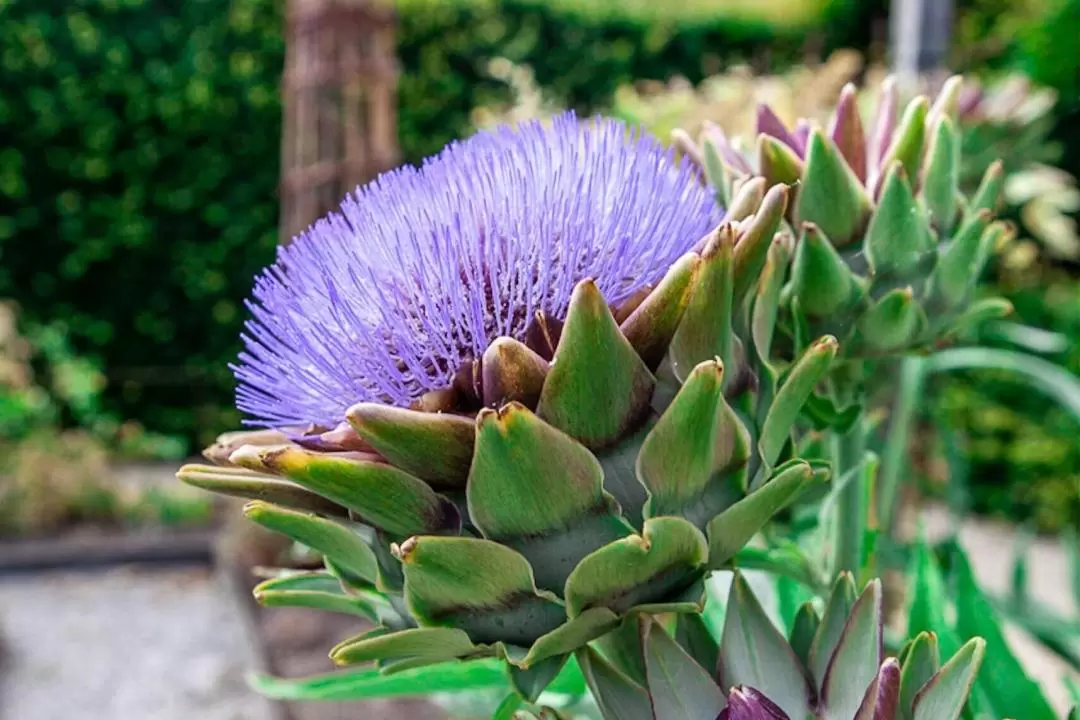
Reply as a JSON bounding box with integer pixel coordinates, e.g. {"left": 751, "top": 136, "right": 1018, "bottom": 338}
{"left": 234, "top": 112, "right": 722, "bottom": 428}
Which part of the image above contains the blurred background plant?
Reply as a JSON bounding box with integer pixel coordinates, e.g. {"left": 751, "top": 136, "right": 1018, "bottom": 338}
{"left": 0, "top": 301, "right": 205, "bottom": 537}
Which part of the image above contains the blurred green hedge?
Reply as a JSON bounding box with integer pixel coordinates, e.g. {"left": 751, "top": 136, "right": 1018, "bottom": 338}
{"left": 0, "top": 0, "right": 869, "bottom": 449}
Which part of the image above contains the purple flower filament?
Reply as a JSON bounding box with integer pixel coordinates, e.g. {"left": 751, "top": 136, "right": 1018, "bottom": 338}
{"left": 234, "top": 112, "right": 722, "bottom": 428}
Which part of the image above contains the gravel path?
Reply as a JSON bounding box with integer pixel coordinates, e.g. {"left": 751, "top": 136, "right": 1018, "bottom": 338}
{"left": 0, "top": 566, "right": 275, "bottom": 720}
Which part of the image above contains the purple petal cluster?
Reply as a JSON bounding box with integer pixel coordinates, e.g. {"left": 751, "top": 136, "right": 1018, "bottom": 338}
{"left": 234, "top": 112, "right": 721, "bottom": 428}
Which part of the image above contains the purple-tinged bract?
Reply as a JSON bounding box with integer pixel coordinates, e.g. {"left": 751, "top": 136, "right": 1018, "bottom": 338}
{"left": 234, "top": 113, "right": 721, "bottom": 428}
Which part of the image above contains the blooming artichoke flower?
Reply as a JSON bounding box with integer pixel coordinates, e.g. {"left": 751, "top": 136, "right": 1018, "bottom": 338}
{"left": 178, "top": 113, "right": 840, "bottom": 700}
{"left": 578, "top": 572, "right": 985, "bottom": 720}
{"left": 679, "top": 75, "right": 1013, "bottom": 364}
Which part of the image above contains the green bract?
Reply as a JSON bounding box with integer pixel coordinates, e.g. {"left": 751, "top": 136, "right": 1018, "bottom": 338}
{"left": 179, "top": 198, "right": 844, "bottom": 700}
{"left": 690, "top": 76, "right": 1014, "bottom": 366}
{"left": 580, "top": 572, "right": 986, "bottom": 720}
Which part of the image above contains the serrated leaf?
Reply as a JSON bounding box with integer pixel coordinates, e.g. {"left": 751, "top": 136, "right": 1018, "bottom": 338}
{"left": 912, "top": 638, "right": 986, "bottom": 720}
{"left": 621, "top": 253, "right": 701, "bottom": 371}
{"left": 899, "top": 632, "right": 940, "bottom": 720}
{"left": 821, "top": 580, "right": 883, "bottom": 719}
{"left": 398, "top": 536, "right": 566, "bottom": 647}
{"left": 638, "top": 359, "right": 750, "bottom": 527}
{"left": 641, "top": 617, "right": 727, "bottom": 719}
{"left": 346, "top": 403, "right": 475, "bottom": 489}
{"left": 537, "top": 279, "right": 656, "bottom": 450}
{"left": 576, "top": 647, "right": 653, "bottom": 720}
{"left": 706, "top": 460, "right": 821, "bottom": 568}
{"left": 757, "top": 336, "right": 838, "bottom": 477}
{"left": 950, "top": 545, "right": 1055, "bottom": 719}
{"left": 795, "top": 129, "right": 869, "bottom": 247}
{"left": 236, "top": 445, "right": 460, "bottom": 537}
{"left": 565, "top": 516, "right": 708, "bottom": 618}
{"left": 718, "top": 573, "right": 813, "bottom": 720}
{"left": 243, "top": 502, "right": 379, "bottom": 586}
{"left": 467, "top": 402, "right": 632, "bottom": 593}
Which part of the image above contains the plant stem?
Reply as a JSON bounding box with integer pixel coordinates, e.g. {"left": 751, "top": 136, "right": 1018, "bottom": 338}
{"left": 832, "top": 417, "right": 867, "bottom": 578}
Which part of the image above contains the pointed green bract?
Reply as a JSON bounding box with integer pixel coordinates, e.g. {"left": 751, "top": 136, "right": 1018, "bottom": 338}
{"left": 177, "top": 463, "right": 346, "bottom": 516}
{"left": 789, "top": 602, "right": 820, "bottom": 668}
{"left": 670, "top": 225, "right": 737, "bottom": 384}
{"left": 758, "top": 336, "right": 838, "bottom": 476}
{"left": 733, "top": 183, "right": 790, "bottom": 306}
{"left": 877, "top": 97, "right": 928, "bottom": 195}
{"left": 718, "top": 572, "right": 813, "bottom": 720}
{"left": 751, "top": 232, "right": 793, "bottom": 367}
{"left": 330, "top": 627, "right": 477, "bottom": 666}
{"left": 467, "top": 402, "right": 632, "bottom": 592}
{"left": 821, "top": 580, "right": 883, "bottom": 718}
{"left": 638, "top": 359, "right": 749, "bottom": 526}
{"left": 899, "top": 632, "right": 940, "bottom": 720}
{"left": 537, "top": 279, "right": 656, "bottom": 450}
{"left": 676, "top": 612, "right": 720, "bottom": 676}
{"left": 621, "top": 252, "right": 700, "bottom": 371}
{"left": 576, "top": 648, "right": 653, "bottom": 720}
{"left": 564, "top": 516, "right": 708, "bottom": 617}
{"left": 241, "top": 445, "right": 459, "bottom": 537}
{"left": 725, "top": 176, "right": 766, "bottom": 222}
{"left": 829, "top": 83, "right": 867, "bottom": 183}
{"left": 346, "top": 403, "right": 475, "bottom": 489}
{"left": 935, "top": 211, "right": 992, "bottom": 310}
{"left": 509, "top": 654, "right": 569, "bottom": 702}
{"left": 791, "top": 223, "right": 857, "bottom": 317}
{"left": 706, "top": 460, "right": 820, "bottom": 568}
{"left": 640, "top": 617, "right": 727, "bottom": 719}
{"left": 865, "top": 163, "right": 931, "bottom": 278}
{"left": 522, "top": 607, "right": 620, "bottom": 667}
{"left": 921, "top": 117, "right": 960, "bottom": 236}
{"left": 795, "top": 128, "right": 869, "bottom": 247}
{"left": 243, "top": 502, "right": 379, "bottom": 586}
{"left": 757, "top": 134, "right": 803, "bottom": 189}
{"left": 254, "top": 572, "right": 388, "bottom": 622}
{"left": 398, "top": 536, "right": 566, "bottom": 648}
{"left": 702, "top": 136, "right": 732, "bottom": 207}
{"left": 965, "top": 160, "right": 1005, "bottom": 221}
{"left": 856, "top": 288, "right": 926, "bottom": 352}
{"left": 912, "top": 639, "right": 986, "bottom": 720}
{"left": 482, "top": 337, "right": 550, "bottom": 409}
{"left": 809, "top": 572, "right": 858, "bottom": 691}
{"left": 853, "top": 658, "right": 901, "bottom": 720}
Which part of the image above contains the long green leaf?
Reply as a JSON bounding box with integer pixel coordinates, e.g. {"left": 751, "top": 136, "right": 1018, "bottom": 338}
{"left": 249, "top": 660, "right": 511, "bottom": 700}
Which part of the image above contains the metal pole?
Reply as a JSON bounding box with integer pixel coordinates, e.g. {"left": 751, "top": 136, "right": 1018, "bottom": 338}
{"left": 891, "top": 0, "right": 955, "bottom": 88}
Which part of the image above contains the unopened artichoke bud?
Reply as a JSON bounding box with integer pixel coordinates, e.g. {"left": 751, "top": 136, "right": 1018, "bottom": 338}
{"left": 580, "top": 572, "right": 986, "bottom": 720}
{"left": 176, "top": 114, "right": 838, "bottom": 701}
{"left": 682, "top": 75, "right": 1012, "bottom": 365}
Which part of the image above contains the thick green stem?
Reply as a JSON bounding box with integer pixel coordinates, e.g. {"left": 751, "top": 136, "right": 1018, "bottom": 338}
{"left": 832, "top": 418, "right": 867, "bottom": 579}
{"left": 877, "top": 356, "right": 927, "bottom": 535}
